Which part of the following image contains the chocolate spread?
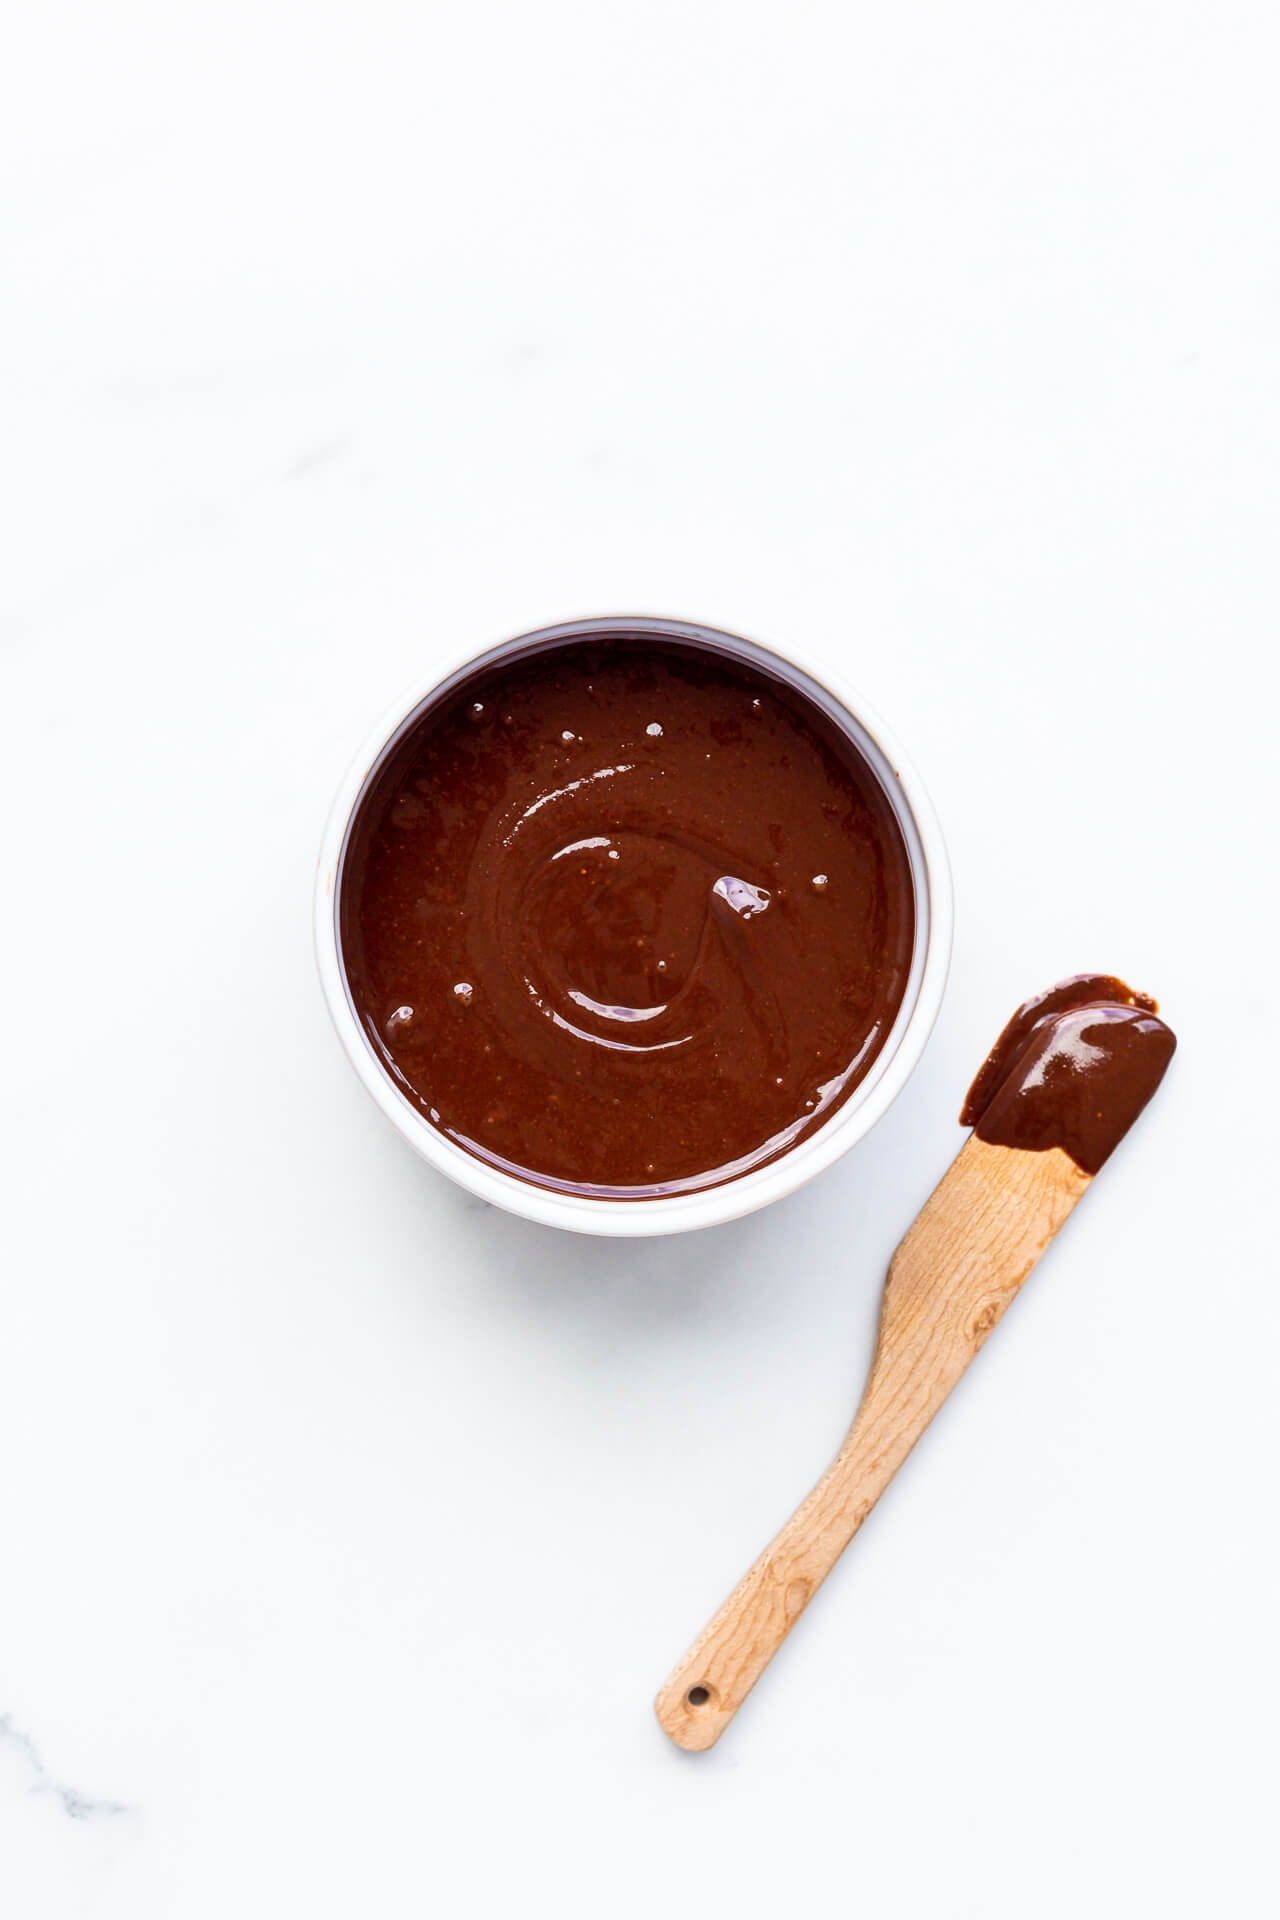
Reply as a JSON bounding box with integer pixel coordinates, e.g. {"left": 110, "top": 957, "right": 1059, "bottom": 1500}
{"left": 338, "top": 633, "right": 916, "bottom": 1195}
{"left": 961, "top": 974, "right": 1176, "bottom": 1174}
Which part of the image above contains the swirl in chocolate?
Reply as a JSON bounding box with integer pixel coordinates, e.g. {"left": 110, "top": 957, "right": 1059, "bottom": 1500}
{"left": 338, "top": 635, "right": 916, "bottom": 1196}
{"left": 961, "top": 974, "right": 1175, "bottom": 1174}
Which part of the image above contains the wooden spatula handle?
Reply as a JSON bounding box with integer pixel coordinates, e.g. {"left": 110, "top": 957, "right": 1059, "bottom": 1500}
{"left": 655, "top": 1137, "right": 1090, "bottom": 1751}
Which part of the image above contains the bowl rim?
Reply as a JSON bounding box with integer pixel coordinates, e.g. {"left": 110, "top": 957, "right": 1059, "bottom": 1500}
{"left": 314, "top": 613, "right": 952, "bottom": 1236}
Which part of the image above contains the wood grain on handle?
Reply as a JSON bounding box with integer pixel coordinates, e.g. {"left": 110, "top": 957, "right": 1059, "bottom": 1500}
{"left": 655, "top": 1136, "right": 1091, "bottom": 1751}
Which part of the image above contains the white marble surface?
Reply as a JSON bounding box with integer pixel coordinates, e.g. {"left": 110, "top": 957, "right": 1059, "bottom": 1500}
{"left": 2, "top": 4, "right": 1277, "bottom": 1914}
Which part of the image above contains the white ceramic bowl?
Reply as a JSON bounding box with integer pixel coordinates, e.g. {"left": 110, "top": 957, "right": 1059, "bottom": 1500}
{"left": 315, "top": 615, "right": 951, "bottom": 1236}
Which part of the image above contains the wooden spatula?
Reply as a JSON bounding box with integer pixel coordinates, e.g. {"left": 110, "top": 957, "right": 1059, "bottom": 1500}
{"left": 655, "top": 976, "right": 1175, "bottom": 1752}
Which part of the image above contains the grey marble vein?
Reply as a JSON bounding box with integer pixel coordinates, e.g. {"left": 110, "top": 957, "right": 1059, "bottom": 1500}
{"left": 0, "top": 1713, "right": 130, "bottom": 1821}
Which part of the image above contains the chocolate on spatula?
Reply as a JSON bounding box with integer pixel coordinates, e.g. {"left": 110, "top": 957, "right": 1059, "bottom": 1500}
{"left": 655, "top": 976, "right": 1175, "bottom": 1750}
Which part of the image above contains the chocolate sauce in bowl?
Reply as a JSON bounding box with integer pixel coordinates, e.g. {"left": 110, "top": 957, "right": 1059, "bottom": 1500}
{"left": 338, "top": 634, "right": 917, "bottom": 1196}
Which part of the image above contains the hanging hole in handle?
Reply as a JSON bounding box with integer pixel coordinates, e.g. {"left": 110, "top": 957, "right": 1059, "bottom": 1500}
{"left": 686, "top": 1685, "right": 712, "bottom": 1708}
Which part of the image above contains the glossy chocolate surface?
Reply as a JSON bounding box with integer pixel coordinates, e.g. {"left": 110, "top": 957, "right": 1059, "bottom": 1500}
{"left": 961, "top": 975, "right": 1175, "bottom": 1175}
{"left": 339, "top": 635, "right": 916, "bottom": 1196}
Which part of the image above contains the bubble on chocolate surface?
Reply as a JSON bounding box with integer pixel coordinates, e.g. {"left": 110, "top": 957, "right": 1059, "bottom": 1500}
{"left": 385, "top": 1005, "right": 415, "bottom": 1036}
{"left": 811, "top": 873, "right": 829, "bottom": 892}
{"left": 713, "top": 876, "right": 771, "bottom": 919}
{"left": 453, "top": 982, "right": 474, "bottom": 1006}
